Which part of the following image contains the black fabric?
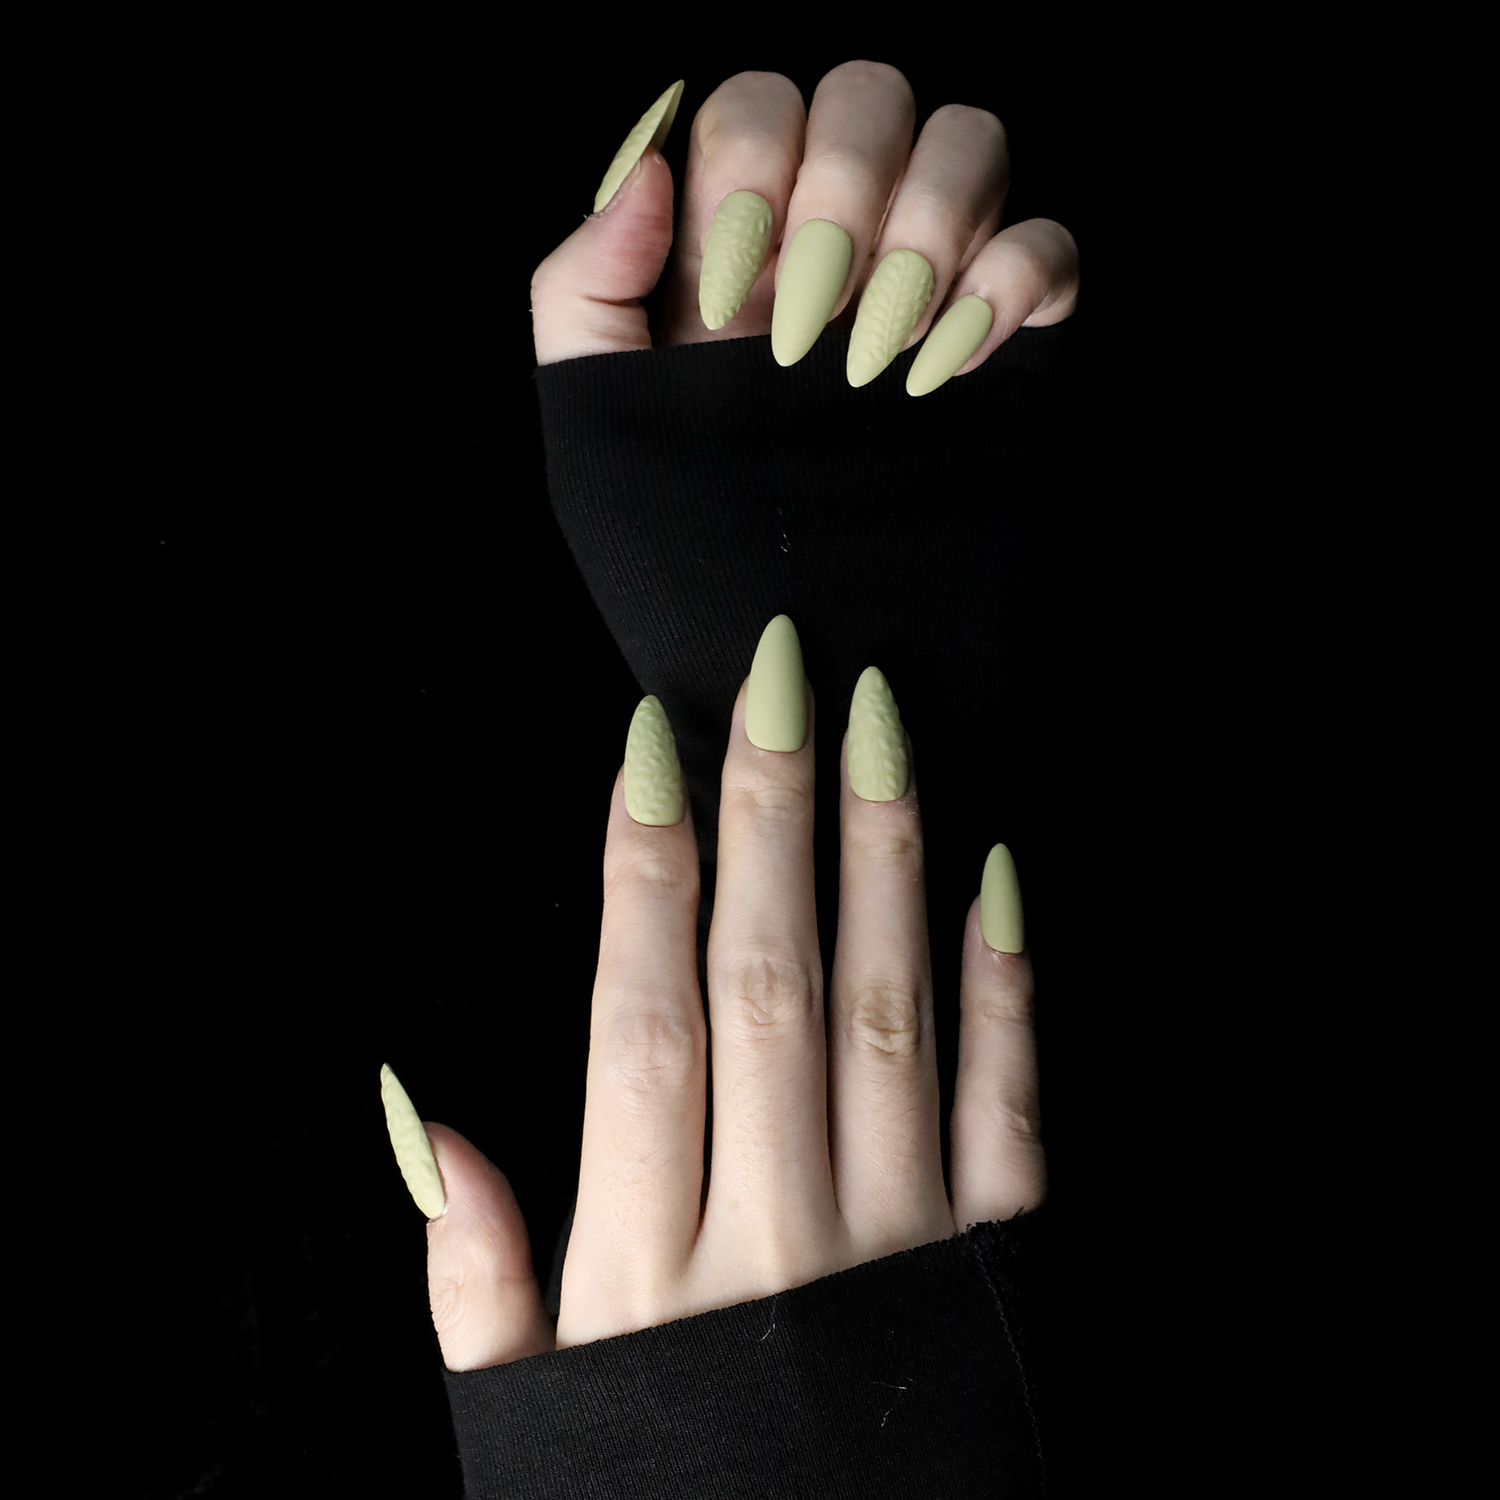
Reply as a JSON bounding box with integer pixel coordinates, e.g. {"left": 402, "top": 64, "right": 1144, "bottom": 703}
{"left": 442, "top": 325, "right": 1078, "bottom": 1495}
{"left": 446, "top": 1214, "right": 1047, "bottom": 1500}
{"left": 533, "top": 323, "right": 1077, "bottom": 1001}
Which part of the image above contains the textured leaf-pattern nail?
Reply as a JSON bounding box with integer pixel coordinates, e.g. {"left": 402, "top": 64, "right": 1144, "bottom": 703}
{"left": 380, "top": 1063, "right": 446, "bottom": 1219}
{"left": 593, "top": 80, "right": 685, "bottom": 214}
{"left": 624, "top": 695, "right": 686, "bottom": 825}
{"left": 847, "top": 250, "right": 935, "bottom": 388}
{"left": 980, "top": 845, "right": 1025, "bottom": 954}
{"left": 700, "top": 191, "right": 773, "bottom": 331}
{"left": 847, "top": 665, "right": 909, "bottom": 801}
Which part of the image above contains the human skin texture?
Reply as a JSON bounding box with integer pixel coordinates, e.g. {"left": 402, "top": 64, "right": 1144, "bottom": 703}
{"left": 397, "top": 616, "right": 1045, "bottom": 1370}
{"left": 532, "top": 60, "right": 1079, "bottom": 393}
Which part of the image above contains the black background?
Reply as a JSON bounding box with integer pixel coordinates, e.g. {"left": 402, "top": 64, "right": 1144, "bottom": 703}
{"left": 131, "top": 28, "right": 1225, "bottom": 1498}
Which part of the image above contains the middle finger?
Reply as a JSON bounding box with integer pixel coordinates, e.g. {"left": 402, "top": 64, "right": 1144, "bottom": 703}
{"left": 771, "top": 60, "right": 916, "bottom": 366}
{"left": 699, "top": 618, "right": 842, "bottom": 1279}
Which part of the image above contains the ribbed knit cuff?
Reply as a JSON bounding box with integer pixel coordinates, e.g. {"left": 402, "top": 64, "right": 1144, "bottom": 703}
{"left": 443, "top": 1212, "right": 1047, "bottom": 1500}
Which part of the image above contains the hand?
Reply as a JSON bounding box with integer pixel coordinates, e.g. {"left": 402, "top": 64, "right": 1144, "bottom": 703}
{"left": 395, "top": 619, "right": 1045, "bottom": 1370}
{"left": 531, "top": 61, "right": 1079, "bottom": 393}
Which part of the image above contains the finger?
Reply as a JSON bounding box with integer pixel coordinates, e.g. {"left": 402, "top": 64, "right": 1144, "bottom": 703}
{"left": 906, "top": 218, "right": 1080, "bottom": 396}
{"left": 564, "top": 738, "right": 705, "bottom": 1347}
{"left": 699, "top": 622, "right": 842, "bottom": 1277}
{"left": 771, "top": 60, "right": 917, "bottom": 365}
{"left": 949, "top": 883, "right": 1047, "bottom": 1229}
{"left": 656, "top": 71, "right": 806, "bottom": 345}
{"left": 845, "top": 105, "right": 1009, "bottom": 386}
{"left": 531, "top": 143, "right": 677, "bottom": 365}
{"left": 423, "top": 1122, "right": 556, "bottom": 1371}
{"left": 827, "top": 669, "right": 952, "bottom": 1254}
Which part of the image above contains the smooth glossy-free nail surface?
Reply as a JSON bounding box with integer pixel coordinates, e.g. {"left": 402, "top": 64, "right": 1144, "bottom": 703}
{"left": 847, "top": 250, "right": 935, "bottom": 387}
{"left": 745, "top": 614, "right": 807, "bottom": 751}
{"left": 700, "top": 190, "right": 773, "bottom": 331}
{"left": 980, "top": 844, "right": 1025, "bottom": 953}
{"left": 623, "top": 695, "right": 686, "bottom": 825}
{"left": 906, "top": 294, "right": 995, "bottom": 396}
{"left": 846, "top": 665, "right": 908, "bottom": 800}
{"left": 593, "top": 80, "right": 685, "bottom": 213}
{"left": 771, "top": 219, "right": 853, "bottom": 366}
{"left": 380, "top": 1063, "right": 446, "bottom": 1219}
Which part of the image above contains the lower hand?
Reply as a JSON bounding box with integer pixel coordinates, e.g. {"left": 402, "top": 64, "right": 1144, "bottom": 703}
{"left": 390, "top": 619, "right": 1046, "bottom": 1369}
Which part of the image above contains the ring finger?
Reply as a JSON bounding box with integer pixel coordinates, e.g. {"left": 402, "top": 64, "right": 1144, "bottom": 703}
{"left": 844, "top": 104, "right": 1009, "bottom": 386}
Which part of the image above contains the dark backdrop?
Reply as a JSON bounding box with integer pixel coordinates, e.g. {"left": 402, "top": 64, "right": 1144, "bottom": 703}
{"left": 133, "top": 29, "right": 1214, "bottom": 1498}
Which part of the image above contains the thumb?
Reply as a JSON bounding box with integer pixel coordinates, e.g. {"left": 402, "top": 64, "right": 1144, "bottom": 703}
{"left": 421, "top": 1121, "right": 557, "bottom": 1370}
{"left": 531, "top": 146, "right": 677, "bottom": 365}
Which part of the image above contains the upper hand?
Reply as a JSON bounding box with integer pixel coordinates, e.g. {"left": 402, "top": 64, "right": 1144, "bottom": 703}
{"left": 531, "top": 61, "right": 1079, "bottom": 392}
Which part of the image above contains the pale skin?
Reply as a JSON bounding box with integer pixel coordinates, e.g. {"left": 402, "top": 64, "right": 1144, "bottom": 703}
{"left": 420, "top": 60, "right": 1066, "bottom": 1371}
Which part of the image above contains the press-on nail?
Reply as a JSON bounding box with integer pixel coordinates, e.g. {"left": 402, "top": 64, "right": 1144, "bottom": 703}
{"left": 700, "top": 190, "right": 774, "bottom": 331}
{"left": 624, "top": 695, "right": 686, "bottom": 825}
{"left": 745, "top": 615, "right": 807, "bottom": 751}
{"left": 847, "top": 250, "right": 935, "bottom": 388}
{"left": 847, "top": 666, "right": 908, "bottom": 801}
{"left": 980, "top": 845, "right": 1025, "bottom": 953}
{"left": 771, "top": 220, "right": 853, "bottom": 367}
{"left": 906, "top": 295, "right": 995, "bottom": 396}
{"left": 380, "top": 1063, "right": 446, "bottom": 1219}
{"left": 593, "top": 81, "right": 685, "bottom": 214}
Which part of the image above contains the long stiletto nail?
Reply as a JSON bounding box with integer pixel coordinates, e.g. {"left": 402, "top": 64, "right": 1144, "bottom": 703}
{"left": 700, "top": 190, "right": 773, "bottom": 331}
{"left": 380, "top": 1063, "right": 446, "bottom": 1219}
{"left": 593, "top": 80, "right": 686, "bottom": 214}
{"left": 847, "top": 665, "right": 909, "bottom": 801}
{"left": 624, "top": 695, "right": 686, "bottom": 825}
{"left": 980, "top": 844, "right": 1025, "bottom": 953}
{"left": 906, "top": 294, "right": 995, "bottom": 396}
{"left": 771, "top": 220, "right": 853, "bottom": 366}
{"left": 846, "top": 250, "right": 935, "bottom": 388}
{"left": 745, "top": 614, "right": 807, "bottom": 751}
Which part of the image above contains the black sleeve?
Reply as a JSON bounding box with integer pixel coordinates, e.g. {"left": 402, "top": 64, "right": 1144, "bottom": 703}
{"left": 441, "top": 325, "right": 1074, "bottom": 1496}
{"left": 529, "top": 323, "right": 1076, "bottom": 982}
{"left": 444, "top": 1213, "right": 1047, "bottom": 1499}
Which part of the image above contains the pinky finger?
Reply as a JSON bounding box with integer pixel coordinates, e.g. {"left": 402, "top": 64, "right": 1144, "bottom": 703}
{"left": 906, "top": 218, "right": 1079, "bottom": 396}
{"left": 948, "top": 890, "right": 1047, "bottom": 1230}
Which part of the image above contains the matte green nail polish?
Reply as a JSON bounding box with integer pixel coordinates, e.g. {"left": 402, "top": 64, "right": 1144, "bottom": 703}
{"left": 847, "top": 665, "right": 908, "bottom": 801}
{"left": 771, "top": 220, "right": 853, "bottom": 367}
{"left": 745, "top": 614, "right": 807, "bottom": 751}
{"left": 847, "top": 250, "right": 935, "bottom": 388}
{"left": 380, "top": 1063, "right": 446, "bottom": 1219}
{"left": 906, "top": 294, "right": 995, "bottom": 396}
{"left": 700, "top": 190, "right": 773, "bottom": 331}
{"left": 980, "top": 844, "right": 1025, "bottom": 954}
{"left": 593, "top": 80, "right": 685, "bottom": 214}
{"left": 624, "top": 695, "right": 686, "bottom": 825}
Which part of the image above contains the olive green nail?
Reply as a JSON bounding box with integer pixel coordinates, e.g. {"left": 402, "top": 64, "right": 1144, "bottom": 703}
{"left": 980, "top": 844, "right": 1025, "bottom": 954}
{"left": 700, "top": 190, "right": 773, "bottom": 331}
{"left": 771, "top": 219, "right": 853, "bottom": 366}
{"left": 847, "top": 665, "right": 908, "bottom": 801}
{"left": 593, "top": 80, "right": 685, "bottom": 214}
{"left": 380, "top": 1063, "right": 446, "bottom": 1219}
{"left": 624, "top": 695, "right": 686, "bottom": 825}
{"left": 847, "top": 250, "right": 935, "bottom": 388}
{"left": 906, "top": 294, "right": 995, "bottom": 396}
{"left": 745, "top": 614, "right": 807, "bottom": 751}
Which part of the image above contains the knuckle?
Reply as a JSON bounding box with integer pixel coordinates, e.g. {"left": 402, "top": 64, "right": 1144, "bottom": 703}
{"left": 606, "top": 850, "right": 692, "bottom": 900}
{"left": 844, "top": 980, "right": 925, "bottom": 1060}
{"left": 832, "top": 58, "right": 912, "bottom": 96}
{"left": 969, "top": 984, "right": 1036, "bottom": 1027}
{"left": 849, "top": 822, "right": 922, "bottom": 875}
{"left": 601, "top": 1010, "right": 703, "bottom": 1098}
{"left": 722, "top": 777, "right": 814, "bottom": 827}
{"left": 716, "top": 952, "right": 820, "bottom": 1037}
